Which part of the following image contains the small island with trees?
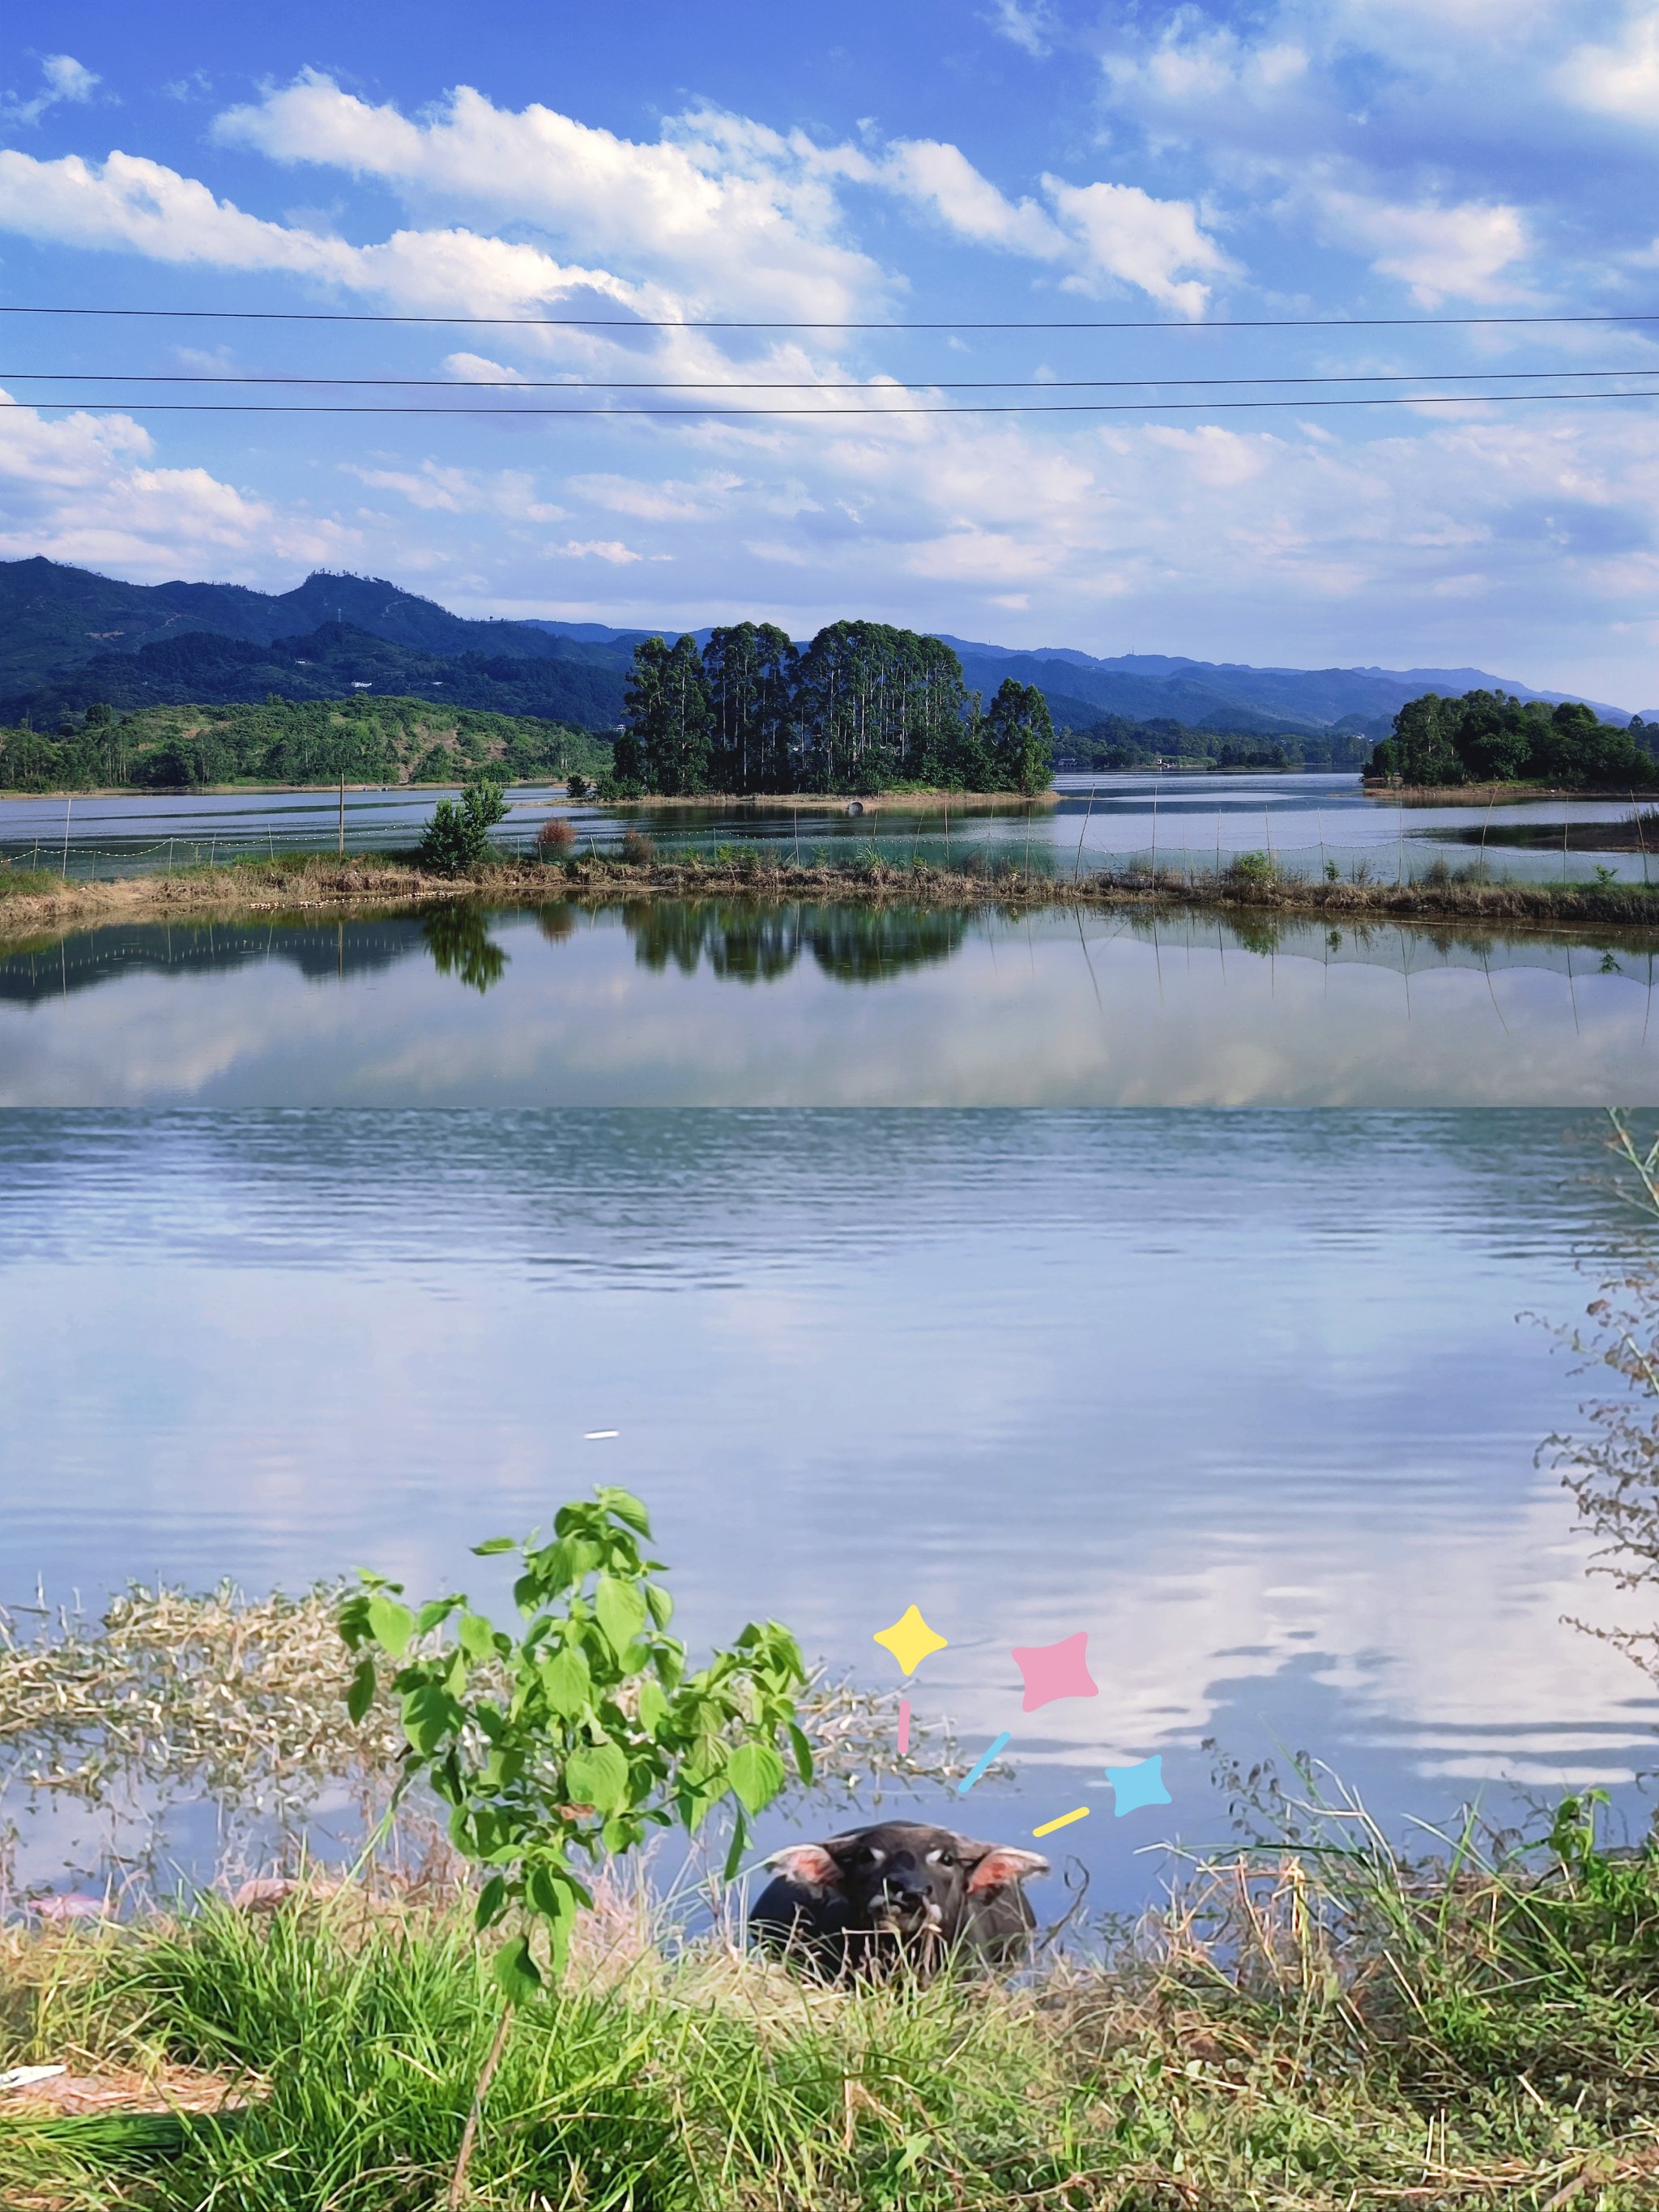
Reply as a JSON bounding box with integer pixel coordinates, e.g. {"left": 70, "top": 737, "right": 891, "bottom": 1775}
{"left": 1366, "top": 688, "right": 1659, "bottom": 792}
{"left": 597, "top": 620, "right": 1054, "bottom": 799}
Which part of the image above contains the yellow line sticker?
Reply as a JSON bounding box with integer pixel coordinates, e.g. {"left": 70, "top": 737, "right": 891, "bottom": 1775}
{"left": 1032, "top": 1805, "right": 1090, "bottom": 1837}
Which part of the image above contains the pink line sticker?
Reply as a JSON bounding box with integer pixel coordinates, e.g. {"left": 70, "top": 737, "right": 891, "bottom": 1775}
{"left": 897, "top": 1698, "right": 911, "bottom": 1756}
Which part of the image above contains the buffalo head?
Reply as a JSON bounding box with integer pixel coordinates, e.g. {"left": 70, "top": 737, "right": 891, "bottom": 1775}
{"left": 749, "top": 1820, "right": 1049, "bottom": 1980}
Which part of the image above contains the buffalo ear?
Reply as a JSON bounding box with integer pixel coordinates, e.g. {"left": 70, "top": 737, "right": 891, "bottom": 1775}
{"left": 765, "top": 1843, "right": 844, "bottom": 1890}
{"left": 966, "top": 1845, "right": 1050, "bottom": 1893}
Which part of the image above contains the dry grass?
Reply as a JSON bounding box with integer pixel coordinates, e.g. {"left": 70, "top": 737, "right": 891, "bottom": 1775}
{"left": 5, "top": 843, "right": 1659, "bottom": 951}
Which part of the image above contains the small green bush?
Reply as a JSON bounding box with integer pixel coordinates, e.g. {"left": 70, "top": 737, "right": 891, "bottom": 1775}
{"left": 416, "top": 775, "right": 508, "bottom": 876}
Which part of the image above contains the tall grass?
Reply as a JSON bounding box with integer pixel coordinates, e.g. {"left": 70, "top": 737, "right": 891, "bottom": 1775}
{"left": 6, "top": 1790, "right": 1659, "bottom": 2210}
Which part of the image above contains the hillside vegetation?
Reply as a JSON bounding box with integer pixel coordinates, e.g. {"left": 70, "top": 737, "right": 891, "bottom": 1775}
{"left": 0, "top": 697, "right": 613, "bottom": 793}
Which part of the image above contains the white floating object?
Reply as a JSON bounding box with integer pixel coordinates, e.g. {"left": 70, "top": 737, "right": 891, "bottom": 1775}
{"left": 584, "top": 1430, "right": 620, "bottom": 1439}
{"left": 0, "top": 2065, "right": 67, "bottom": 2094}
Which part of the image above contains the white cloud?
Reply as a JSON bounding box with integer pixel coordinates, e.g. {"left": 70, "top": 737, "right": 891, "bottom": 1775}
{"left": 985, "top": 0, "right": 1059, "bottom": 58}
{"left": 560, "top": 539, "right": 642, "bottom": 563}
{"left": 1312, "top": 187, "right": 1532, "bottom": 304}
{"left": 213, "top": 74, "right": 884, "bottom": 322}
{"left": 875, "top": 143, "right": 1231, "bottom": 311}
{"left": 1045, "top": 177, "right": 1234, "bottom": 313}
{"left": 0, "top": 391, "right": 350, "bottom": 574}
{"left": 0, "top": 147, "right": 648, "bottom": 318}
{"left": 2, "top": 53, "right": 100, "bottom": 126}
{"left": 881, "top": 139, "right": 1067, "bottom": 260}
{"left": 344, "top": 461, "right": 565, "bottom": 522}
{"left": 1559, "top": 10, "right": 1659, "bottom": 117}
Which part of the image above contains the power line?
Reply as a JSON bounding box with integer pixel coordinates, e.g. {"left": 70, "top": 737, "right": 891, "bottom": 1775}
{"left": 2, "top": 302, "right": 1658, "bottom": 332}
{"left": 6, "top": 390, "right": 1659, "bottom": 417}
{"left": 5, "top": 365, "right": 1657, "bottom": 391}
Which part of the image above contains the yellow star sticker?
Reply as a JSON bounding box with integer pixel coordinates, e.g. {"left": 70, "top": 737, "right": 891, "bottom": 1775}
{"left": 873, "top": 1605, "right": 949, "bottom": 1677}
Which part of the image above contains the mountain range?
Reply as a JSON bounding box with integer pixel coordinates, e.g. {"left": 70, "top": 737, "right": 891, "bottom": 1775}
{"left": 1, "top": 557, "right": 1644, "bottom": 735}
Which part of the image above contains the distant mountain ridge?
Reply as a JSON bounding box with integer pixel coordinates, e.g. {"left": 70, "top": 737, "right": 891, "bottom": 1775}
{"left": 0, "top": 557, "right": 1634, "bottom": 738}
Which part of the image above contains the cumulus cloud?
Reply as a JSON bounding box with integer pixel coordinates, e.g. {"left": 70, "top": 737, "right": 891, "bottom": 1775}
{"left": 1311, "top": 188, "right": 1532, "bottom": 304}
{"left": 1559, "top": 9, "right": 1659, "bottom": 118}
{"left": 0, "top": 147, "right": 650, "bottom": 321}
{"left": 874, "top": 142, "right": 1230, "bottom": 312}
{"left": 1045, "top": 177, "right": 1235, "bottom": 313}
{"left": 2, "top": 53, "right": 100, "bottom": 127}
{"left": 0, "top": 392, "right": 350, "bottom": 574}
{"left": 212, "top": 73, "right": 884, "bottom": 322}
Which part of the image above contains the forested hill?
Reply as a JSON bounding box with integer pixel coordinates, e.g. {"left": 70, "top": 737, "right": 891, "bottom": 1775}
{"left": 2, "top": 556, "right": 1636, "bottom": 742}
{"left": 0, "top": 557, "right": 626, "bottom": 691}
{"left": 0, "top": 620, "right": 629, "bottom": 730}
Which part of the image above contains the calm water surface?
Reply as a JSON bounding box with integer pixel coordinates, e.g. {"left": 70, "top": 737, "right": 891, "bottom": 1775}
{"left": 4, "top": 900, "right": 1658, "bottom": 1106}
{"left": 4, "top": 772, "right": 1654, "bottom": 884}
{"left": 2, "top": 1111, "right": 1656, "bottom": 1906}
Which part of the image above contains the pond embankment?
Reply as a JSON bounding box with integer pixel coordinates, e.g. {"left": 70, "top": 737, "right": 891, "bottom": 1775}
{"left": 6, "top": 846, "right": 1659, "bottom": 948}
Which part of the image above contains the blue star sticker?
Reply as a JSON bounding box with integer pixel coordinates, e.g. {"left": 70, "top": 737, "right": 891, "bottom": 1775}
{"left": 1104, "top": 1755, "right": 1171, "bottom": 1817}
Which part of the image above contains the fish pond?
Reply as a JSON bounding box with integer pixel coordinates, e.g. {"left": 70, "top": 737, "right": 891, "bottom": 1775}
{"left": 2, "top": 1109, "right": 1657, "bottom": 1916}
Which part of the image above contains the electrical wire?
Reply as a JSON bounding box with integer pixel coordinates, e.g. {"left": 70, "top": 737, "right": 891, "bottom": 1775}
{"left": 4, "top": 365, "right": 1657, "bottom": 391}
{"left": 2, "top": 302, "right": 1658, "bottom": 332}
{"left": 5, "top": 390, "right": 1659, "bottom": 417}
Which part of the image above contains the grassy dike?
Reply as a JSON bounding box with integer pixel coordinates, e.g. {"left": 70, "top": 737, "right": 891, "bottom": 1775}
{"left": 4, "top": 1821, "right": 1659, "bottom": 2211}
{"left": 6, "top": 846, "right": 1659, "bottom": 949}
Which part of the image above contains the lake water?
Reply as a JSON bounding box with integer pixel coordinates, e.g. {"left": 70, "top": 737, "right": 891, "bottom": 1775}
{"left": 2, "top": 1110, "right": 1657, "bottom": 1913}
{"left": 4, "top": 771, "right": 1656, "bottom": 885}
{"left": 4, "top": 899, "right": 1659, "bottom": 1106}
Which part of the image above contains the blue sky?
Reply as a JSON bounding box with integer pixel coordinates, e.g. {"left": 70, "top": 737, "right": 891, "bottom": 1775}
{"left": 2, "top": 0, "right": 1657, "bottom": 700}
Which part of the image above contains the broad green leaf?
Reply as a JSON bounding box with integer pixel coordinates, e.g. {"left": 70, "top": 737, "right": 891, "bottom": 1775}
{"left": 459, "top": 1612, "right": 498, "bottom": 1661}
{"left": 525, "top": 1859, "right": 589, "bottom": 1920}
{"left": 345, "top": 1656, "right": 377, "bottom": 1726}
{"left": 366, "top": 1594, "right": 415, "bottom": 1658}
{"left": 597, "top": 1487, "right": 652, "bottom": 1536}
{"left": 634, "top": 1677, "right": 668, "bottom": 1737}
{"left": 494, "top": 1934, "right": 543, "bottom": 2004}
{"left": 725, "top": 1741, "right": 786, "bottom": 1816}
{"left": 471, "top": 1535, "right": 517, "bottom": 1556}
{"left": 595, "top": 1575, "right": 648, "bottom": 1662}
{"left": 642, "top": 1582, "right": 673, "bottom": 1630}
{"left": 539, "top": 1644, "right": 593, "bottom": 1717}
{"left": 416, "top": 1597, "right": 460, "bottom": 1634}
{"left": 565, "top": 1739, "right": 630, "bottom": 1817}
{"left": 400, "top": 1681, "right": 458, "bottom": 1757}
{"left": 475, "top": 1874, "right": 507, "bottom": 1931}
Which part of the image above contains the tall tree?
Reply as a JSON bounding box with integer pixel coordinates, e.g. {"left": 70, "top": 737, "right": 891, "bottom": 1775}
{"left": 983, "top": 679, "right": 1055, "bottom": 795}
{"left": 623, "top": 635, "right": 713, "bottom": 795}
{"left": 702, "top": 623, "right": 797, "bottom": 792}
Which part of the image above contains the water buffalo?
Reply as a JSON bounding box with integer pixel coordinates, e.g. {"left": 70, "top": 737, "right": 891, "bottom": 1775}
{"left": 749, "top": 1821, "right": 1049, "bottom": 1981}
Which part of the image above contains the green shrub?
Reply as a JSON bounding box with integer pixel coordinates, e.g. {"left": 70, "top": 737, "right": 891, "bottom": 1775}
{"left": 416, "top": 775, "right": 508, "bottom": 876}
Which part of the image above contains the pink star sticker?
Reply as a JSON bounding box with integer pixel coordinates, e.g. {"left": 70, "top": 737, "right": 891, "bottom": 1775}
{"left": 1011, "top": 1630, "right": 1098, "bottom": 1711}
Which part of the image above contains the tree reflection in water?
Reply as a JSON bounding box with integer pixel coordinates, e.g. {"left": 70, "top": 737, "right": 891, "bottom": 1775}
{"left": 420, "top": 903, "right": 510, "bottom": 994}
{"left": 622, "top": 900, "right": 969, "bottom": 984}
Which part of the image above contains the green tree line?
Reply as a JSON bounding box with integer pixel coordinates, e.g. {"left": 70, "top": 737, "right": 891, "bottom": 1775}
{"left": 1367, "top": 691, "right": 1659, "bottom": 788}
{"left": 608, "top": 621, "right": 1053, "bottom": 796}
{"left": 0, "top": 697, "right": 612, "bottom": 794}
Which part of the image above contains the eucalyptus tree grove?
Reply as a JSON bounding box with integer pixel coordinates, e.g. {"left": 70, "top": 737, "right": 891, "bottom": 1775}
{"left": 612, "top": 620, "right": 1053, "bottom": 795}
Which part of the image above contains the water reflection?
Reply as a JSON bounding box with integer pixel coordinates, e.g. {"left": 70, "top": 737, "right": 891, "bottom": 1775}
{"left": 421, "top": 903, "right": 510, "bottom": 995}
{"left": 625, "top": 899, "right": 968, "bottom": 984}
{"left": 3, "top": 898, "right": 1657, "bottom": 1104}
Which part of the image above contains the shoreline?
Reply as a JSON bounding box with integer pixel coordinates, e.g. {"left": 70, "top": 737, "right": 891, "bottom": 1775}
{"left": 6, "top": 847, "right": 1659, "bottom": 948}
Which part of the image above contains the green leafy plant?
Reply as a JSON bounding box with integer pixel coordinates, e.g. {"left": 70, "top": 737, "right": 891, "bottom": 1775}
{"left": 340, "top": 1488, "right": 809, "bottom": 2203}
{"left": 340, "top": 1490, "right": 809, "bottom": 1992}
{"left": 417, "top": 774, "right": 509, "bottom": 876}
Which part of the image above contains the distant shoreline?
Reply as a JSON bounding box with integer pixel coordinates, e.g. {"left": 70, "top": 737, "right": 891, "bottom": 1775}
{"left": 5, "top": 846, "right": 1659, "bottom": 948}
